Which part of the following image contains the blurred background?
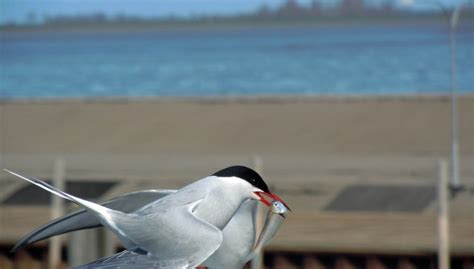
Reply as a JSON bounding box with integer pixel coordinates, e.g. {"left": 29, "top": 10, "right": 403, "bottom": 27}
{"left": 0, "top": 0, "right": 473, "bottom": 268}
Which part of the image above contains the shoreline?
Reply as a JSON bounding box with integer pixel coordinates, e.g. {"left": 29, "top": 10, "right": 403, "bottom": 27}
{"left": 1, "top": 93, "right": 473, "bottom": 104}
{"left": 1, "top": 16, "right": 463, "bottom": 34}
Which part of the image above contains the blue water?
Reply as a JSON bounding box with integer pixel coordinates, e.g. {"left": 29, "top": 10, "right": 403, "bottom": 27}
{"left": 0, "top": 24, "right": 473, "bottom": 98}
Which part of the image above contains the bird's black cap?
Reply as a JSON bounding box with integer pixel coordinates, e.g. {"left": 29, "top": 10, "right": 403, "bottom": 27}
{"left": 212, "top": 165, "right": 270, "bottom": 193}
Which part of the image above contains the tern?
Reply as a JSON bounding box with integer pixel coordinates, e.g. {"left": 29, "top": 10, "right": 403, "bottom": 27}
{"left": 12, "top": 192, "right": 265, "bottom": 269}
{"left": 75, "top": 199, "right": 288, "bottom": 269}
{"left": 5, "top": 165, "right": 289, "bottom": 268}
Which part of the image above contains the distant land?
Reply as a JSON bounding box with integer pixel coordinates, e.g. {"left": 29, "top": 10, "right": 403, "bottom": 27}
{"left": 2, "top": 0, "right": 473, "bottom": 32}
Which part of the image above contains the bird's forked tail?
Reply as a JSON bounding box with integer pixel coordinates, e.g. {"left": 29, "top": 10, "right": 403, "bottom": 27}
{"left": 3, "top": 169, "right": 118, "bottom": 225}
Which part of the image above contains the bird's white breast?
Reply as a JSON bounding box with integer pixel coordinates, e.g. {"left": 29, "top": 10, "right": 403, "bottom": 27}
{"left": 204, "top": 200, "right": 259, "bottom": 269}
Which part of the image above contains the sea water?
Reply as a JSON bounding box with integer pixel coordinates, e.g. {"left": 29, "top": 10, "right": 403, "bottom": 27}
{"left": 0, "top": 24, "right": 473, "bottom": 99}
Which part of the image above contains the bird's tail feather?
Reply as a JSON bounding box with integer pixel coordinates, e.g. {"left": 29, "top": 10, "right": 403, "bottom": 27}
{"left": 3, "top": 169, "right": 115, "bottom": 222}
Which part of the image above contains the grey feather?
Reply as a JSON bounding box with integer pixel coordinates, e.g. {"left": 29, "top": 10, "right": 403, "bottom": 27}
{"left": 12, "top": 190, "right": 176, "bottom": 252}
{"left": 73, "top": 250, "right": 176, "bottom": 269}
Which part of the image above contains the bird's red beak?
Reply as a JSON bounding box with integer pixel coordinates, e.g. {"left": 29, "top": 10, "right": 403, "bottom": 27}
{"left": 254, "top": 191, "right": 291, "bottom": 211}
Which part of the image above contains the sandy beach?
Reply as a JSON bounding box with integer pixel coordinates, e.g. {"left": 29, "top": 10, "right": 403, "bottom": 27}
{"left": 1, "top": 95, "right": 473, "bottom": 156}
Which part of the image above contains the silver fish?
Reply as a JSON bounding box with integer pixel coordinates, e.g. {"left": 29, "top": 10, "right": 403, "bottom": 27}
{"left": 245, "top": 200, "right": 289, "bottom": 261}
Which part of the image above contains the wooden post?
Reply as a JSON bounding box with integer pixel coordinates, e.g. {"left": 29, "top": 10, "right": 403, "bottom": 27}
{"left": 49, "top": 157, "right": 65, "bottom": 269}
{"left": 68, "top": 229, "right": 100, "bottom": 267}
{"left": 250, "top": 155, "right": 264, "bottom": 269}
{"left": 98, "top": 228, "right": 116, "bottom": 257}
{"left": 438, "top": 159, "right": 450, "bottom": 269}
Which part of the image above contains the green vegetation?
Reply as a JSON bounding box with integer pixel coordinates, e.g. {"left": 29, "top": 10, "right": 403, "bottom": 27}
{"left": 1, "top": 0, "right": 473, "bottom": 33}
{"left": 1, "top": 14, "right": 465, "bottom": 33}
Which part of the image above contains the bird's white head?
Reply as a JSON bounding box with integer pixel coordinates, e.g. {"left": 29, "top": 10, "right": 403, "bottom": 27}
{"left": 212, "top": 165, "right": 290, "bottom": 211}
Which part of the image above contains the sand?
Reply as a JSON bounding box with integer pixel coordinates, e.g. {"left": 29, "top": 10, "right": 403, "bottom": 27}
{"left": 0, "top": 95, "right": 473, "bottom": 156}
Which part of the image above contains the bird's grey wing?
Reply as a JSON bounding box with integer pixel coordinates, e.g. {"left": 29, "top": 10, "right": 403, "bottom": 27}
{"left": 73, "top": 250, "right": 171, "bottom": 269}
{"left": 118, "top": 199, "right": 223, "bottom": 268}
{"left": 12, "top": 190, "right": 176, "bottom": 252}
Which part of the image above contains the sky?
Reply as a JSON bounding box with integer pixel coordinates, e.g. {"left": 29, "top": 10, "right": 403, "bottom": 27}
{"left": 0, "top": 0, "right": 462, "bottom": 24}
